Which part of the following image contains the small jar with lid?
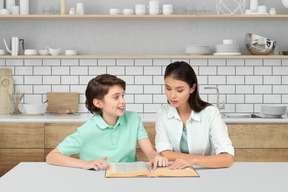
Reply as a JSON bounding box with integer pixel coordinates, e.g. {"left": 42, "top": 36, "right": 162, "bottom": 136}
{"left": 270, "top": 8, "right": 276, "bottom": 15}
{"left": 69, "top": 7, "right": 76, "bottom": 15}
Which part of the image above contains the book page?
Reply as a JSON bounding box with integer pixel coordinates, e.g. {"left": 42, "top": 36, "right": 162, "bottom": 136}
{"left": 112, "top": 162, "right": 150, "bottom": 173}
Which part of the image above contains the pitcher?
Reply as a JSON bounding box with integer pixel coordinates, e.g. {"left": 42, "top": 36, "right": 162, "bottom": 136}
{"left": 3, "top": 37, "right": 24, "bottom": 56}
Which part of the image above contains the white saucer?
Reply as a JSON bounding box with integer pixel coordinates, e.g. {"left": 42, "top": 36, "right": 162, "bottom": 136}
{"left": 213, "top": 52, "right": 241, "bottom": 56}
{"left": 245, "top": 12, "right": 269, "bottom": 15}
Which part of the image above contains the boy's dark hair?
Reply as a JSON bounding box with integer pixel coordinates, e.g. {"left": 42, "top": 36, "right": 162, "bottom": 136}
{"left": 85, "top": 74, "right": 126, "bottom": 114}
{"left": 164, "top": 61, "right": 211, "bottom": 112}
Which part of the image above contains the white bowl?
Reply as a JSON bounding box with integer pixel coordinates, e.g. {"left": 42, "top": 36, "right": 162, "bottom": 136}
{"left": 24, "top": 49, "right": 38, "bottom": 55}
{"left": 22, "top": 103, "right": 48, "bottom": 114}
{"left": 38, "top": 49, "right": 49, "bottom": 55}
{"left": 47, "top": 47, "right": 62, "bottom": 56}
{"left": 185, "top": 45, "right": 210, "bottom": 55}
{"left": 261, "top": 105, "right": 287, "bottom": 118}
{"left": 65, "top": 50, "right": 77, "bottom": 55}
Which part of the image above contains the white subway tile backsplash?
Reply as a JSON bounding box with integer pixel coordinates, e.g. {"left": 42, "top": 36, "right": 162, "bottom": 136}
{"left": 135, "top": 59, "right": 153, "bottom": 66}
{"left": 144, "top": 67, "right": 162, "bottom": 75}
{"left": 71, "top": 66, "right": 88, "bottom": 75}
{"left": 126, "top": 66, "right": 143, "bottom": 75}
{"left": 89, "top": 66, "right": 107, "bottom": 75}
{"left": 135, "top": 95, "right": 152, "bottom": 103}
{"left": 98, "top": 59, "right": 115, "bottom": 66}
{"left": 107, "top": 66, "right": 125, "bottom": 75}
{"left": 33, "top": 85, "right": 51, "bottom": 94}
{"left": 245, "top": 95, "right": 263, "bottom": 103}
{"left": 80, "top": 59, "right": 97, "bottom": 66}
{"left": 6, "top": 59, "right": 23, "bottom": 66}
{"left": 43, "top": 59, "right": 61, "bottom": 66}
{"left": 264, "top": 95, "right": 282, "bottom": 103}
{"left": 43, "top": 76, "right": 60, "bottom": 85}
{"left": 263, "top": 59, "right": 281, "bottom": 66}
{"left": 8, "top": 58, "right": 288, "bottom": 115}
{"left": 116, "top": 59, "right": 134, "bottom": 66}
{"left": 227, "top": 59, "right": 244, "bottom": 66}
{"left": 0, "top": 59, "right": 5, "bottom": 66}
{"left": 24, "top": 94, "right": 42, "bottom": 104}
{"left": 52, "top": 67, "right": 69, "bottom": 75}
{"left": 135, "top": 76, "right": 152, "bottom": 84}
{"left": 15, "top": 66, "right": 32, "bottom": 75}
{"left": 62, "top": 76, "right": 79, "bottom": 85}
{"left": 254, "top": 66, "right": 272, "bottom": 75}
{"left": 24, "top": 76, "right": 42, "bottom": 84}
{"left": 236, "top": 66, "right": 253, "bottom": 75}
{"left": 24, "top": 59, "right": 42, "bottom": 66}
{"left": 34, "top": 67, "right": 51, "bottom": 75}
{"left": 245, "top": 59, "right": 262, "bottom": 66}
{"left": 79, "top": 104, "right": 89, "bottom": 113}
{"left": 61, "top": 59, "right": 79, "bottom": 66}
{"left": 199, "top": 66, "right": 217, "bottom": 75}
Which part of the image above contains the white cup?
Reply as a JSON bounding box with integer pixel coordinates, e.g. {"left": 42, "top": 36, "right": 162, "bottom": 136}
{"left": 76, "top": 3, "right": 84, "bottom": 15}
{"left": 223, "top": 39, "right": 237, "bottom": 45}
{"left": 163, "top": 4, "right": 173, "bottom": 15}
{"left": 135, "top": 8, "right": 146, "bottom": 15}
{"left": 149, "top": 8, "right": 161, "bottom": 15}
{"left": 0, "top": 8, "right": 10, "bottom": 15}
{"left": 122, "top": 9, "right": 134, "bottom": 15}
{"left": 136, "top": 4, "right": 146, "bottom": 10}
{"left": 10, "top": 5, "right": 19, "bottom": 15}
{"left": 0, "top": 49, "right": 5, "bottom": 55}
{"left": 65, "top": 50, "right": 77, "bottom": 55}
{"left": 258, "top": 5, "right": 267, "bottom": 14}
{"left": 149, "top": 1, "right": 160, "bottom": 9}
{"left": 109, "top": 8, "right": 120, "bottom": 15}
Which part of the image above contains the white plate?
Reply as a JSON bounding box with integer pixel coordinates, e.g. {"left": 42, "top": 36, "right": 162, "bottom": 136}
{"left": 245, "top": 12, "right": 269, "bottom": 15}
{"left": 213, "top": 52, "right": 241, "bottom": 55}
{"left": 225, "top": 113, "right": 251, "bottom": 118}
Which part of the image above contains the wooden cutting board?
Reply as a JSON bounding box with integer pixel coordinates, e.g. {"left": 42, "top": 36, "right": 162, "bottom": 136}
{"left": 46, "top": 92, "right": 79, "bottom": 113}
{"left": 0, "top": 68, "right": 13, "bottom": 114}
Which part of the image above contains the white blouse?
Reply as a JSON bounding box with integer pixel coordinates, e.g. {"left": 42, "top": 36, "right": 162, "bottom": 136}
{"left": 155, "top": 105, "right": 234, "bottom": 156}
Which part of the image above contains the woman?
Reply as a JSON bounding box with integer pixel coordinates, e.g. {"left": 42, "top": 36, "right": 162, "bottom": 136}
{"left": 46, "top": 74, "right": 168, "bottom": 171}
{"left": 155, "top": 61, "right": 234, "bottom": 169}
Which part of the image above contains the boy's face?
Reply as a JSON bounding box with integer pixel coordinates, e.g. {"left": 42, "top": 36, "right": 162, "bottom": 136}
{"left": 100, "top": 85, "right": 126, "bottom": 120}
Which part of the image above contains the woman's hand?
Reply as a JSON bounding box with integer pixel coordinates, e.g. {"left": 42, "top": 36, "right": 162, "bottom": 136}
{"left": 82, "top": 156, "right": 110, "bottom": 171}
{"left": 169, "top": 158, "right": 194, "bottom": 170}
{"left": 149, "top": 156, "right": 168, "bottom": 169}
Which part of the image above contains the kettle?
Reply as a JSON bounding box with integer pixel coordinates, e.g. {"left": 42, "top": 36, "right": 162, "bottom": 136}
{"left": 3, "top": 37, "right": 25, "bottom": 56}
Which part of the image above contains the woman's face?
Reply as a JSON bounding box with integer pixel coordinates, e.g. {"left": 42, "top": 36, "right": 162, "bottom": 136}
{"left": 164, "top": 76, "right": 195, "bottom": 108}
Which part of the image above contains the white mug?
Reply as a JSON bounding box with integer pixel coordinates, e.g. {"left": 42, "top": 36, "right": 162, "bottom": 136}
{"left": 163, "top": 4, "right": 173, "bottom": 15}
{"left": 258, "top": 5, "right": 267, "bottom": 13}
{"left": 109, "top": 8, "right": 120, "bottom": 15}
{"left": 135, "top": 4, "right": 146, "bottom": 10}
{"left": 223, "top": 39, "right": 237, "bottom": 45}
{"left": 76, "top": 3, "right": 84, "bottom": 15}
{"left": 149, "top": 1, "right": 160, "bottom": 9}
{"left": 149, "top": 8, "right": 161, "bottom": 15}
{"left": 122, "top": 9, "right": 134, "bottom": 15}
{"left": 10, "top": 5, "right": 19, "bottom": 15}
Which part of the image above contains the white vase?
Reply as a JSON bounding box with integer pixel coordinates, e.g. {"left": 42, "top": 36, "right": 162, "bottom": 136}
{"left": 282, "top": 0, "right": 288, "bottom": 9}
{"left": 250, "top": 0, "right": 258, "bottom": 12}
{"left": 19, "top": 0, "right": 29, "bottom": 15}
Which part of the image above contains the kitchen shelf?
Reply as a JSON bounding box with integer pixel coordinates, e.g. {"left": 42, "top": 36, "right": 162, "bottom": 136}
{"left": 1, "top": 14, "right": 288, "bottom": 19}
{"left": 1, "top": 55, "right": 288, "bottom": 59}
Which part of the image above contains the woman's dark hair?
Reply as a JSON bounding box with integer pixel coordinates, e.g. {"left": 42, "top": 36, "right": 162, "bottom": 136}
{"left": 164, "top": 61, "right": 211, "bottom": 112}
{"left": 85, "top": 74, "right": 126, "bottom": 114}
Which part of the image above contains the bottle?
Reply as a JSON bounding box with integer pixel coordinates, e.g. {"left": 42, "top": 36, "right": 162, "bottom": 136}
{"left": 69, "top": 8, "right": 76, "bottom": 15}
{"left": 61, "top": 0, "right": 66, "bottom": 15}
{"left": 270, "top": 8, "right": 276, "bottom": 15}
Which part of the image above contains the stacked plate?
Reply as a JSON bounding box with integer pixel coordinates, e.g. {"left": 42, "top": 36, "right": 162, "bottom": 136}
{"left": 185, "top": 45, "right": 210, "bottom": 55}
{"left": 214, "top": 40, "right": 241, "bottom": 55}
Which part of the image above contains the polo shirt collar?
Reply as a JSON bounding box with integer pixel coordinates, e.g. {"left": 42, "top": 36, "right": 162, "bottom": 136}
{"left": 93, "top": 114, "right": 124, "bottom": 129}
{"left": 167, "top": 105, "right": 201, "bottom": 122}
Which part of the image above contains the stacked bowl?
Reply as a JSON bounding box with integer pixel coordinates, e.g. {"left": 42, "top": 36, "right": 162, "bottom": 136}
{"left": 185, "top": 45, "right": 210, "bottom": 55}
{"left": 214, "top": 39, "right": 241, "bottom": 55}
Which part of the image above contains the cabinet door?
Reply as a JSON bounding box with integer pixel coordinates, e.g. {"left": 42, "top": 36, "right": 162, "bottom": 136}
{"left": 0, "top": 123, "right": 44, "bottom": 148}
{"left": 136, "top": 123, "right": 156, "bottom": 149}
{"left": 228, "top": 124, "right": 288, "bottom": 148}
{"left": 234, "top": 149, "right": 288, "bottom": 162}
{"left": 45, "top": 123, "right": 84, "bottom": 149}
{"left": 0, "top": 149, "right": 44, "bottom": 177}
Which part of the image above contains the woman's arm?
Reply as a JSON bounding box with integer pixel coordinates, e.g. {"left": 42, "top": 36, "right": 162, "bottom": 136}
{"left": 161, "top": 150, "right": 234, "bottom": 168}
{"left": 138, "top": 138, "right": 168, "bottom": 169}
{"left": 46, "top": 148, "right": 110, "bottom": 170}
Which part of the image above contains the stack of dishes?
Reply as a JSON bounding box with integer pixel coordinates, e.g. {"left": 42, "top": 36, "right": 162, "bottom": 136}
{"left": 185, "top": 45, "right": 210, "bottom": 55}
{"left": 214, "top": 39, "right": 241, "bottom": 55}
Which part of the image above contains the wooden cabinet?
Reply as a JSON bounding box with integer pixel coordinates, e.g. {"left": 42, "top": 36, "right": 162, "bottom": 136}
{"left": 1, "top": 122, "right": 288, "bottom": 177}
{"left": 0, "top": 123, "right": 45, "bottom": 177}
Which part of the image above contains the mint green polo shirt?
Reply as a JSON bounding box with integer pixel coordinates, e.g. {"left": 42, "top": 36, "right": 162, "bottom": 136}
{"left": 57, "top": 111, "right": 148, "bottom": 162}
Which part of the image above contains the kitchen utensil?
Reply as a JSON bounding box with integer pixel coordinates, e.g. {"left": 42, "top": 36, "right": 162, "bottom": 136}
{"left": 185, "top": 45, "right": 210, "bottom": 55}
{"left": 47, "top": 92, "right": 79, "bottom": 113}
{"left": 22, "top": 103, "right": 47, "bottom": 114}
{"left": 163, "top": 4, "right": 173, "bottom": 15}
{"left": 109, "top": 9, "right": 120, "bottom": 15}
{"left": 3, "top": 37, "right": 25, "bottom": 56}
{"left": 213, "top": 52, "right": 241, "bottom": 55}
{"left": 261, "top": 105, "right": 287, "bottom": 118}
{"left": 245, "top": 33, "right": 276, "bottom": 55}
{"left": 225, "top": 113, "right": 251, "bottom": 118}
{"left": 46, "top": 47, "right": 61, "bottom": 55}
{"left": 257, "top": 5, "right": 267, "bottom": 14}
{"left": 61, "top": 0, "right": 66, "bottom": 15}
{"left": 10, "top": 5, "right": 19, "bottom": 15}
{"left": 8, "top": 91, "right": 24, "bottom": 114}
{"left": 0, "top": 68, "right": 13, "bottom": 114}
{"left": 121, "top": 9, "right": 134, "bottom": 15}
{"left": 282, "top": 0, "right": 288, "bottom": 9}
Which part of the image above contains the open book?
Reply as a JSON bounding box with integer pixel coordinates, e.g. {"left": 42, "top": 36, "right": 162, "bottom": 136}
{"left": 106, "top": 162, "right": 199, "bottom": 177}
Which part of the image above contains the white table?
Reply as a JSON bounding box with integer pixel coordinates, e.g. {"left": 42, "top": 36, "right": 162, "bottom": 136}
{"left": 0, "top": 162, "right": 287, "bottom": 192}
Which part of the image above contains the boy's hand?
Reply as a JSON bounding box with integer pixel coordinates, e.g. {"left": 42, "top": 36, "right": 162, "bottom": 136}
{"left": 82, "top": 156, "right": 110, "bottom": 171}
{"left": 149, "top": 156, "right": 168, "bottom": 170}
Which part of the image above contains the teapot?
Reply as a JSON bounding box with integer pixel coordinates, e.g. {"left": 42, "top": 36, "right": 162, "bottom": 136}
{"left": 3, "top": 37, "right": 25, "bottom": 56}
